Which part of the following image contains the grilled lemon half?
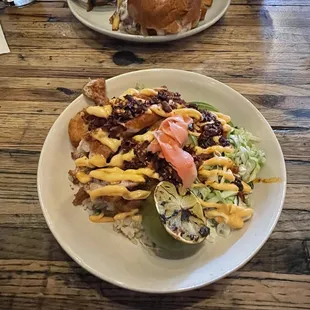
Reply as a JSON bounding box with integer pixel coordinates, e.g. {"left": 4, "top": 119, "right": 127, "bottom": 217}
{"left": 154, "top": 181, "right": 209, "bottom": 244}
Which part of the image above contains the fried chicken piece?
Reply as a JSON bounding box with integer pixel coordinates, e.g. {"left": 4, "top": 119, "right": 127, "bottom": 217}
{"left": 114, "top": 198, "right": 142, "bottom": 212}
{"left": 85, "top": 135, "right": 113, "bottom": 158}
{"left": 100, "top": 196, "right": 141, "bottom": 213}
{"left": 83, "top": 78, "right": 108, "bottom": 105}
{"left": 125, "top": 113, "right": 161, "bottom": 134}
{"left": 73, "top": 187, "right": 89, "bottom": 206}
{"left": 68, "top": 112, "right": 88, "bottom": 148}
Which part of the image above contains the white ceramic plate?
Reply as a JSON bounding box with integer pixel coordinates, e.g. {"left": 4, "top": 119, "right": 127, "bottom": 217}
{"left": 68, "top": 0, "right": 231, "bottom": 43}
{"left": 38, "top": 69, "right": 286, "bottom": 293}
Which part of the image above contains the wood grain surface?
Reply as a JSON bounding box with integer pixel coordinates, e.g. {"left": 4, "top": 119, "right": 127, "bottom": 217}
{"left": 0, "top": 0, "right": 310, "bottom": 309}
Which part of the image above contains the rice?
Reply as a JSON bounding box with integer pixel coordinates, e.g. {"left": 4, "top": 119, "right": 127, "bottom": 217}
{"left": 113, "top": 216, "right": 145, "bottom": 245}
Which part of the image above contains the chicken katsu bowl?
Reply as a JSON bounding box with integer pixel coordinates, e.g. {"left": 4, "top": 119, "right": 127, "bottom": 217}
{"left": 38, "top": 69, "right": 286, "bottom": 293}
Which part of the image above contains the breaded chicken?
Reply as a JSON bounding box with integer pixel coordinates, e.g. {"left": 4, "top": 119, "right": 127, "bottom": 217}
{"left": 83, "top": 78, "right": 108, "bottom": 105}
{"left": 104, "top": 197, "right": 141, "bottom": 212}
{"left": 125, "top": 112, "right": 161, "bottom": 134}
{"left": 85, "top": 135, "right": 113, "bottom": 158}
{"left": 68, "top": 112, "right": 88, "bottom": 148}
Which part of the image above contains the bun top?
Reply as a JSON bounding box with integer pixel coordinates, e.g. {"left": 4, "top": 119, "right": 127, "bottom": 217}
{"left": 127, "top": 0, "right": 202, "bottom": 34}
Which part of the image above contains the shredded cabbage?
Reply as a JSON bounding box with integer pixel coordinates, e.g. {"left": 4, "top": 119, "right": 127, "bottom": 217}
{"left": 227, "top": 127, "right": 266, "bottom": 182}
{"left": 188, "top": 134, "right": 198, "bottom": 146}
{"left": 190, "top": 116, "right": 266, "bottom": 237}
{"left": 191, "top": 186, "right": 211, "bottom": 201}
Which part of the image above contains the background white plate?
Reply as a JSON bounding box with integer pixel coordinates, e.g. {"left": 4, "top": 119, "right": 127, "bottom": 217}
{"left": 68, "top": 0, "right": 231, "bottom": 42}
{"left": 38, "top": 69, "right": 286, "bottom": 293}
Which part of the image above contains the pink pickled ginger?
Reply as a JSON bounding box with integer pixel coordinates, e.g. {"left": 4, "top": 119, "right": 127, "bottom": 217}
{"left": 148, "top": 115, "right": 197, "bottom": 188}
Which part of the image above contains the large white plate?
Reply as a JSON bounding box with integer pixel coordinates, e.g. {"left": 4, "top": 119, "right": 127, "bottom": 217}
{"left": 38, "top": 69, "right": 286, "bottom": 293}
{"left": 68, "top": 0, "right": 231, "bottom": 42}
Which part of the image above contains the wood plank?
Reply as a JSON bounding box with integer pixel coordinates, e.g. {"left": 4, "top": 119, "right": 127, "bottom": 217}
{"left": 0, "top": 264, "right": 309, "bottom": 310}
{"left": 0, "top": 43, "right": 309, "bottom": 84}
{"left": 3, "top": 19, "right": 310, "bottom": 43}
{"left": 0, "top": 223, "right": 309, "bottom": 273}
{"left": 284, "top": 184, "right": 309, "bottom": 211}
{"left": 0, "top": 228, "right": 68, "bottom": 261}
{"left": 271, "top": 210, "right": 310, "bottom": 240}
{"left": 219, "top": 8, "right": 310, "bottom": 28}
{"left": 0, "top": 77, "right": 84, "bottom": 90}
{"left": 1, "top": 47, "right": 309, "bottom": 70}
{"left": 0, "top": 114, "right": 59, "bottom": 148}
{"left": 2, "top": 66, "right": 310, "bottom": 87}
{"left": 247, "top": 96, "right": 310, "bottom": 129}
{"left": 6, "top": 37, "right": 310, "bottom": 54}
{"left": 0, "top": 101, "right": 67, "bottom": 116}
{"left": 273, "top": 129, "right": 310, "bottom": 161}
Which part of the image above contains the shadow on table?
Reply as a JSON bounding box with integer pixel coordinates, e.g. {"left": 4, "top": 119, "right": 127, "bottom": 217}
{"left": 68, "top": 259, "right": 225, "bottom": 310}
{"left": 75, "top": 24, "right": 224, "bottom": 69}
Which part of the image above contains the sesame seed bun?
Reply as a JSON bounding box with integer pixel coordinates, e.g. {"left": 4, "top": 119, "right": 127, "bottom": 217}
{"left": 127, "top": 0, "right": 202, "bottom": 34}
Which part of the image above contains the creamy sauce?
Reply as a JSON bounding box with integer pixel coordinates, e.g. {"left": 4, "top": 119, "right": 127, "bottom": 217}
{"left": 208, "top": 112, "right": 231, "bottom": 132}
{"left": 139, "top": 88, "right": 158, "bottom": 96}
{"left": 188, "top": 131, "right": 201, "bottom": 137}
{"left": 88, "top": 185, "right": 151, "bottom": 201}
{"left": 75, "top": 156, "right": 94, "bottom": 168}
{"left": 253, "top": 177, "right": 282, "bottom": 184}
{"left": 120, "top": 88, "right": 139, "bottom": 99}
{"left": 133, "top": 131, "right": 154, "bottom": 143}
{"left": 113, "top": 209, "right": 139, "bottom": 220}
{"left": 89, "top": 213, "right": 104, "bottom": 222}
{"left": 119, "top": 88, "right": 157, "bottom": 100}
{"left": 150, "top": 105, "right": 202, "bottom": 120}
{"left": 199, "top": 169, "right": 235, "bottom": 182}
{"left": 89, "top": 214, "right": 114, "bottom": 223}
{"left": 150, "top": 105, "right": 171, "bottom": 117}
{"left": 215, "top": 118, "right": 226, "bottom": 126}
{"left": 76, "top": 171, "right": 92, "bottom": 184}
{"left": 89, "top": 167, "right": 159, "bottom": 183}
{"left": 195, "top": 145, "right": 234, "bottom": 155}
{"left": 207, "top": 182, "right": 239, "bottom": 191}
{"left": 91, "top": 129, "right": 122, "bottom": 153}
{"left": 90, "top": 167, "right": 146, "bottom": 183}
{"left": 86, "top": 105, "right": 112, "bottom": 118}
{"left": 213, "top": 136, "right": 220, "bottom": 143}
{"left": 199, "top": 200, "right": 253, "bottom": 229}
{"left": 242, "top": 181, "right": 252, "bottom": 193}
{"left": 108, "top": 150, "right": 135, "bottom": 167}
{"left": 89, "top": 154, "right": 107, "bottom": 167}
{"left": 173, "top": 108, "right": 202, "bottom": 120}
{"left": 223, "top": 124, "right": 232, "bottom": 132}
{"left": 213, "top": 112, "right": 231, "bottom": 123}
{"left": 203, "top": 156, "right": 234, "bottom": 168}
{"left": 128, "top": 168, "right": 159, "bottom": 179}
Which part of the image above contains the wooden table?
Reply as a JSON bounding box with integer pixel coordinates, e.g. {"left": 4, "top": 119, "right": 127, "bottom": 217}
{"left": 1, "top": 0, "right": 310, "bottom": 309}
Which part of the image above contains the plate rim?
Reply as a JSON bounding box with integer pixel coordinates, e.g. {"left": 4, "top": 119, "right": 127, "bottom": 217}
{"left": 37, "top": 69, "right": 287, "bottom": 293}
{"left": 67, "top": 0, "right": 231, "bottom": 43}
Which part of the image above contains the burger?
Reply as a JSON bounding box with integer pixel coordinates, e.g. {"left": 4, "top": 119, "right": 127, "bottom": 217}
{"left": 110, "top": 0, "right": 214, "bottom": 36}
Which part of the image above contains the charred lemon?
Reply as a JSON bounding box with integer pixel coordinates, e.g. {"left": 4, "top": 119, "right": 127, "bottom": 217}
{"left": 154, "top": 181, "right": 209, "bottom": 244}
